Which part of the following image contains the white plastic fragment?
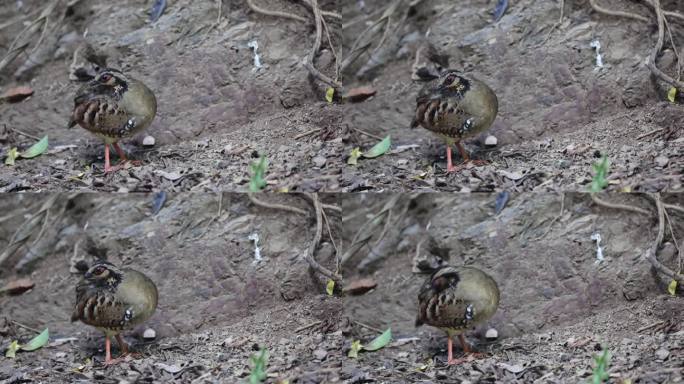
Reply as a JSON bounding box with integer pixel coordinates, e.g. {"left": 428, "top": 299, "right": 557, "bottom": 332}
{"left": 247, "top": 40, "right": 262, "bottom": 70}
{"left": 485, "top": 135, "right": 498, "bottom": 146}
{"left": 248, "top": 232, "right": 262, "bottom": 264}
{"left": 143, "top": 328, "right": 156, "bottom": 339}
{"left": 142, "top": 135, "right": 156, "bottom": 146}
{"left": 591, "top": 232, "right": 604, "bottom": 263}
{"left": 590, "top": 40, "right": 604, "bottom": 69}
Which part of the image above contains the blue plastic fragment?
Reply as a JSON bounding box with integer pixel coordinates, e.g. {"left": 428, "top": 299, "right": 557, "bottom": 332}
{"left": 493, "top": 0, "right": 508, "bottom": 22}
{"left": 150, "top": 0, "right": 167, "bottom": 22}
{"left": 494, "top": 191, "right": 509, "bottom": 214}
{"left": 152, "top": 191, "right": 167, "bottom": 215}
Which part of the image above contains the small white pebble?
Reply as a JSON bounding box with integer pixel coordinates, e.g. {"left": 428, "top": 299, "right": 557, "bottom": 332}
{"left": 655, "top": 348, "right": 670, "bottom": 360}
{"left": 654, "top": 155, "right": 669, "bottom": 167}
{"left": 142, "top": 135, "right": 156, "bottom": 146}
{"left": 485, "top": 328, "right": 498, "bottom": 340}
{"left": 143, "top": 328, "right": 156, "bottom": 339}
{"left": 485, "top": 135, "right": 498, "bottom": 146}
{"left": 146, "top": 38, "right": 155, "bottom": 45}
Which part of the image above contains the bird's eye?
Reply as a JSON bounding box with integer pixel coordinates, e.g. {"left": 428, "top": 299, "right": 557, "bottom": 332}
{"left": 100, "top": 74, "right": 112, "bottom": 83}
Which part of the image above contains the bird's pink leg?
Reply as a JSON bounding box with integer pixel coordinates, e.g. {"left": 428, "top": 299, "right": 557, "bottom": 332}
{"left": 112, "top": 142, "right": 142, "bottom": 167}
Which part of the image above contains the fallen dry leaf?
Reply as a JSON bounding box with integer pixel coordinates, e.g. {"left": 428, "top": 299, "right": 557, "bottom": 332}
{"left": 1, "top": 86, "right": 34, "bottom": 103}
{"left": 0, "top": 278, "right": 35, "bottom": 295}
{"left": 344, "top": 86, "right": 377, "bottom": 103}
{"left": 343, "top": 277, "right": 377, "bottom": 295}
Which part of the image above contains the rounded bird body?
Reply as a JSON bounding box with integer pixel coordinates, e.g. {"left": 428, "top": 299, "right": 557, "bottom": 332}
{"left": 416, "top": 266, "right": 499, "bottom": 364}
{"left": 72, "top": 260, "right": 158, "bottom": 364}
{"left": 412, "top": 70, "right": 498, "bottom": 172}
{"left": 69, "top": 68, "right": 157, "bottom": 172}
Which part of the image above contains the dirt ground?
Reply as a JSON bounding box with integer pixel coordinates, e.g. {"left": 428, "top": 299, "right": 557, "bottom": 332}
{"left": 0, "top": 0, "right": 345, "bottom": 192}
{"left": 341, "top": 193, "right": 684, "bottom": 383}
{"left": 341, "top": 0, "right": 684, "bottom": 192}
{"left": 0, "top": 193, "right": 346, "bottom": 383}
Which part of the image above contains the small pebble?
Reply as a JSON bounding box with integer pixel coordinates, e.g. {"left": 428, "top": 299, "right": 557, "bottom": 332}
{"left": 312, "top": 155, "right": 327, "bottom": 168}
{"left": 485, "top": 328, "right": 498, "bottom": 340}
{"left": 484, "top": 135, "right": 498, "bottom": 146}
{"left": 313, "top": 349, "right": 327, "bottom": 360}
{"left": 142, "top": 135, "right": 156, "bottom": 146}
{"left": 654, "top": 156, "right": 669, "bottom": 167}
{"left": 143, "top": 328, "right": 156, "bottom": 340}
{"left": 655, "top": 348, "right": 669, "bottom": 360}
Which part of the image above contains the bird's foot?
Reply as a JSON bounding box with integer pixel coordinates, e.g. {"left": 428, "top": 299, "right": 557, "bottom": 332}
{"left": 103, "top": 356, "right": 127, "bottom": 366}
{"left": 103, "top": 353, "right": 139, "bottom": 365}
{"left": 121, "top": 351, "right": 143, "bottom": 359}
{"left": 104, "top": 160, "right": 141, "bottom": 174}
{"left": 447, "top": 159, "right": 489, "bottom": 173}
{"left": 447, "top": 352, "right": 489, "bottom": 365}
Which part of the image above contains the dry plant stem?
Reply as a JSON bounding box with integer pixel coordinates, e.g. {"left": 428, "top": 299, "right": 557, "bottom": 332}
{"left": 645, "top": 194, "right": 684, "bottom": 285}
{"left": 299, "top": 193, "right": 342, "bottom": 214}
{"left": 647, "top": 0, "right": 684, "bottom": 90}
{"left": 588, "top": 0, "right": 649, "bottom": 22}
{"left": 663, "top": 209, "right": 682, "bottom": 274}
{"left": 10, "top": 320, "right": 41, "bottom": 334}
{"left": 300, "top": 0, "right": 342, "bottom": 20}
{"left": 305, "top": 194, "right": 342, "bottom": 283}
{"left": 321, "top": 208, "right": 340, "bottom": 274}
{"left": 304, "top": 0, "right": 342, "bottom": 88}
{"left": 664, "top": 17, "right": 681, "bottom": 81}
{"left": 246, "top": 0, "right": 308, "bottom": 22}
{"left": 248, "top": 193, "right": 308, "bottom": 216}
{"left": 590, "top": 194, "right": 651, "bottom": 215}
{"left": 664, "top": 203, "right": 684, "bottom": 214}
{"left": 642, "top": 0, "right": 684, "bottom": 23}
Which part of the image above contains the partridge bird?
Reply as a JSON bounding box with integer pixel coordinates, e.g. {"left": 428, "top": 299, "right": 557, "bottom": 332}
{"left": 416, "top": 266, "right": 499, "bottom": 365}
{"left": 69, "top": 68, "right": 157, "bottom": 173}
{"left": 71, "top": 260, "right": 158, "bottom": 365}
{"left": 411, "top": 70, "right": 498, "bottom": 172}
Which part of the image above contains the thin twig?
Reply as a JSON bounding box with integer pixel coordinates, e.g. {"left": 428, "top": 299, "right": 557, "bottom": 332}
{"left": 645, "top": 194, "right": 684, "bottom": 285}
{"left": 664, "top": 203, "right": 684, "bottom": 214}
{"left": 636, "top": 127, "right": 665, "bottom": 140}
{"left": 300, "top": 0, "right": 341, "bottom": 20}
{"left": 588, "top": 0, "right": 649, "bottom": 22}
{"left": 321, "top": 207, "right": 340, "bottom": 274}
{"left": 294, "top": 128, "right": 322, "bottom": 140}
{"left": 304, "top": 193, "right": 343, "bottom": 283}
{"left": 354, "top": 320, "right": 384, "bottom": 334}
{"left": 246, "top": 0, "right": 308, "bottom": 22}
{"left": 637, "top": 320, "right": 666, "bottom": 333}
{"left": 248, "top": 193, "right": 308, "bottom": 216}
{"left": 295, "top": 320, "right": 323, "bottom": 333}
{"left": 663, "top": 209, "right": 682, "bottom": 274}
{"left": 10, "top": 126, "right": 41, "bottom": 141}
{"left": 10, "top": 320, "right": 41, "bottom": 334}
{"left": 299, "top": 192, "right": 342, "bottom": 214}
{"left": 590, "top": 194, "right": 651, "bottom": 215}
{"left": 303, "top": 0, "right": 342, "bottom": 88}
{"left": 352, "top": 127, "right": 384, "bottom": 141}
{"left": 647, "top": 0, "right": 684, "bottom": 90}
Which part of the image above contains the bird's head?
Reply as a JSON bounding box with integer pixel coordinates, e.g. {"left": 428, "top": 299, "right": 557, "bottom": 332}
{"left": 86, "top": 68, "right": 129, "bottom": 98}
{"left": 84, "top": 260, "right": 123, "bottom": 287}
{"left": 437, "top": 70, "right": 470, "bottom": 95}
